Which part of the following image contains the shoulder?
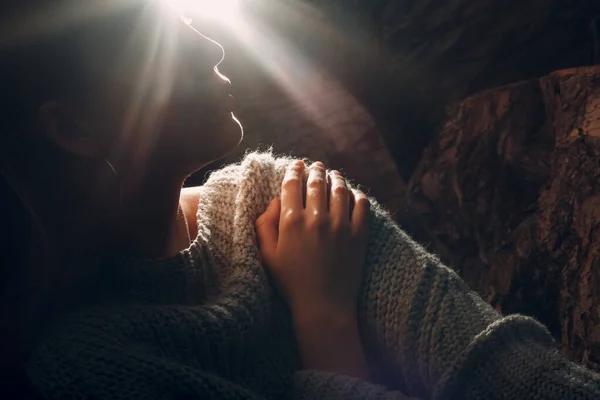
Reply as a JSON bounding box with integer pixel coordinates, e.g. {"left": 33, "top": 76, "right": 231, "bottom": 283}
{"left": 181, "top": 186, "right": 202, "bottom": 207}
{"left": 180, "top": 186, "right": 202, "bottom": 239}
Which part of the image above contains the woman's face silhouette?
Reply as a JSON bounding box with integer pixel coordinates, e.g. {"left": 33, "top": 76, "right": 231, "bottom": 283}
{"left": 32, "top": 2, "right": 243, "bottom": 174}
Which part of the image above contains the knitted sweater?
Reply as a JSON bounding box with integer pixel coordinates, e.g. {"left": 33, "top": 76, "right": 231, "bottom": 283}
{"left": 26, "top": 152, "right": 600, "bottom": 400}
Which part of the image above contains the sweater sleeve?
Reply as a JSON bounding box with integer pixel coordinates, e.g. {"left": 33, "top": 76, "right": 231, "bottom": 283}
{"left": 360, "top": 204, "right": 600, "bottom": 399}
{"left": 436, "top": 314, "right": 600, "bottom": 399}
{"left": 26, "top": 152, "right": 600, "bottom": 400}
{"left": 26, "top": 298, "right": 272, "bottom": 399}
{"left": 230, "top": 153, "right": 600, "bottom": 400}
{"left": 291, "top": 370, "right": 418, "bottom": 400}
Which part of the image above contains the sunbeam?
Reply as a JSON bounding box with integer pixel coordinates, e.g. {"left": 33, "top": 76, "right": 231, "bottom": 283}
{"left": 1, "top": 0, "right": 371, "bottom": 153}
{"left": 160, "top": 0, "right": 240, "bottom": 25}
{"left": 205, "top": 0, "right": 370, "bottom": 148}
{"left": 0, "top": 0, "right": 128, "bottom": 45}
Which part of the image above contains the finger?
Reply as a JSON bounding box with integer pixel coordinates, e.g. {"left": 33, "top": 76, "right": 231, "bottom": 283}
{"left": 281, "top": 160, "right": 305, "bottom": 213}
{"left": 306, "top": 161, "right": 328, "bottom": 214}
{"left": 255, "top": 198, "right": 281, "bottom": 263}
{"left": 350, "top": 189, "right": 370, "bottom": 236}
{"left": 329, "top": 170, "right": 350, "bottom": 225}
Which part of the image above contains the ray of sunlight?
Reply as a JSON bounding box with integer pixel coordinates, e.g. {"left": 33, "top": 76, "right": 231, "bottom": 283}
{"left": 203, "top": 0, "right": 371, "bottom": 150}
{"left": 1, "top": 0, "right": 372, "bottom": 153}
{"left": 160, "top": 0, "right": 240, "bottom": 23}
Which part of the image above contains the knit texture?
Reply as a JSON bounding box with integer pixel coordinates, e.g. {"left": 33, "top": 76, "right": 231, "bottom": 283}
{"left": 26, "top": 152, "right": 600, "bottom": 399}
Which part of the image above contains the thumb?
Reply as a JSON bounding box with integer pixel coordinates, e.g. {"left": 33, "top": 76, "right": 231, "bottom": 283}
{"left": 255, "top": 198, "right": 281, "bottom": 262}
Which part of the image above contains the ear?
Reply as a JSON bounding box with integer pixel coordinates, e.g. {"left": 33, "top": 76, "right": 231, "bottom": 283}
{"left": 38, "top": 101, "right": 103, "bottom": 158}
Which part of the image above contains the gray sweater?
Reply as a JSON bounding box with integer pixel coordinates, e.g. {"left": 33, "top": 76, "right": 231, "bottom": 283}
{"left": 26, "top": 152, "right": 600, "bottom": 399}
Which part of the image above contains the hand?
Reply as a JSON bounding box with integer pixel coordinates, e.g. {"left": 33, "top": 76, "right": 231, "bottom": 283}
{"left": 256, "top": 160, "right": 371, "bottom": 378}
{"left": 255, "top": 160, "right": 370, "bottom": 321}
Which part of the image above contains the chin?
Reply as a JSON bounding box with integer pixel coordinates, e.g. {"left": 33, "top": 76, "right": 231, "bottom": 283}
{"left": 215, "top": 112, "right": 244, "bottom": 156}
{"left": 229, "top": 112, "right": 244, "bottom": 147}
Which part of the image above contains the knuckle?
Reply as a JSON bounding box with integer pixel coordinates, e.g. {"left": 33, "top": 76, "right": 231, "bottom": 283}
{"left": 309, "top": 167, "right": 326, "bottom": 176}
{"left": 285, "top": 161, "right": 305, "bottom": 176}
{"left": 255, "top": 218, "right": 269, "bottom": 230}
{"left": 282, "top": 209, "right": 302, "bottom": 226}
{"left": 332, "top": 184, "right": 348, "bottom": 197}
{"left": 282, "top": 176, "right": 301, "bottom": 191}
{"left": 307, "top": 213, "right": 328, "bottom": 231}
{"left": 352, "top": 189, "right": 364, "bottom": 198}
{"left": 355, "top": 195, "right": 370, "bottom": 208}
{"left": 292, "top": 160, "right": 305, "bottom": 168}
{"left": 354, "top": 192, "right": 368, "bottom": 202}
{"left": 307, "top": 178, "right": 325, "bottom": 190}
{"left": 255, "top": 213, "right": 266, "bottom": 224}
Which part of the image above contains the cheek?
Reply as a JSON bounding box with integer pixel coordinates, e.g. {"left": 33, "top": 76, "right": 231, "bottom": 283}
{"left": 161, "top": 102, "right": 228, "bottom": 134}
{"left": 91, "top": 82, "right": 242, "bottom": 162}
{"left": 158, "top": 111, "right": 242, "bottom": 160}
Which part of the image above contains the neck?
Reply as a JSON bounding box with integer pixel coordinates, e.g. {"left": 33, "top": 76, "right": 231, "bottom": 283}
{"left": 37, "top": 166, "right": 192, "bottom": 260}
{"left": 106, "top": 167, "right": 191, "bottom": 259}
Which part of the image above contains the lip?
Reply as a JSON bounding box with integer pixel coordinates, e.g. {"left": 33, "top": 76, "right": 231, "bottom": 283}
{"left": 215, "top": 79, "right": 235, "bottom": 112}
{"left": 178, "top": 73, "right": 236, "bottom": 111}
{"left": 225, "top": 93, "right": 236, "bottom": 112}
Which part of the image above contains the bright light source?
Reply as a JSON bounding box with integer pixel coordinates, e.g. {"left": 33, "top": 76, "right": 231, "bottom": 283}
{"left": 161, "top": 0, "right": 240, "bottom": 24}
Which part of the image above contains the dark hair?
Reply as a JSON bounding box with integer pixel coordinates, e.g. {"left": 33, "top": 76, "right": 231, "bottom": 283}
{"left": 2, "top": 2, "right": 113, "bottom": 135}
{"left": 0, "top": 0, "right": 98, "bottom": 305}
{"left": 0, "top": 1, "right": 132, "bottom": 391}
{"left": 1, "top": 1, "right": 152, "bottom": 137}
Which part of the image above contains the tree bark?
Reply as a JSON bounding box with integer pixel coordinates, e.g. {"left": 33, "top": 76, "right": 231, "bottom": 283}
{"left": 407, "top": 66, "right": 600, "bottom": 370}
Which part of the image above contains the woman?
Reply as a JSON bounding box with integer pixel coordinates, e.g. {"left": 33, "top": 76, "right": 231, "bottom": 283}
{"left": 1, "top": 1, "right": 600, "bottom": 399}
{"left": 1, "top": 0, "right": 370, "bottom": 393}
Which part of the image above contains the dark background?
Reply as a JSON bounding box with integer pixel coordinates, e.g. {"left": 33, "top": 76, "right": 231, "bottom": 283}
{"left": 193, "top": 0, "right": 599, "bottom": 180}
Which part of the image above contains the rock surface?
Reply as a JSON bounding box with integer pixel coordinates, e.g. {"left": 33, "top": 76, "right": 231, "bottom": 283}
{"left": 408, "top": 66, "right": 600, "bottom": 371}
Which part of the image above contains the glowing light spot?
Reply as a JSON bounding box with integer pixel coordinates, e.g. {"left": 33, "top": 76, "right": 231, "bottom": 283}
{"left": 160, "top": 0, "right": 240, "bottom": 24}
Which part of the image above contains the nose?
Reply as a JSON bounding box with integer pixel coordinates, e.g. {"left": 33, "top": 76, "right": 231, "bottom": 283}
{"left": 176, "top": 20, "right": 225, "bottom": 70}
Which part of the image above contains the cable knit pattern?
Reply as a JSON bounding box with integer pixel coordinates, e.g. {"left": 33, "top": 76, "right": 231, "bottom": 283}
{"left": 26, "top": 152, "right": 600, "bottom": 399}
